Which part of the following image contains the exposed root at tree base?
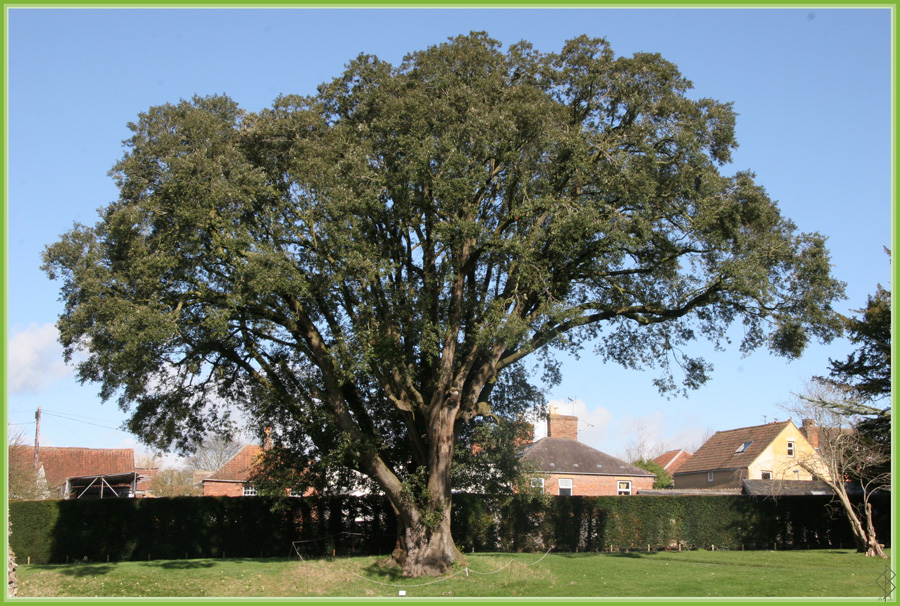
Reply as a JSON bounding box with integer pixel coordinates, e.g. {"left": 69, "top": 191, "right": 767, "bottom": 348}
{"left": 379, "top": 548, "right": 466, "bottom": 578}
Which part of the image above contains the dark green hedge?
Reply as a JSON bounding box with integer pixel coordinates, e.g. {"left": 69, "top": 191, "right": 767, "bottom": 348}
{"left": 450, "top": 494, "right": 891, "bottom": 553}
{"left": 9, "top": 495, "right": 396, "bottom": 564}
{"left": 9, "top": 493, "right": 889, "bottom": 564}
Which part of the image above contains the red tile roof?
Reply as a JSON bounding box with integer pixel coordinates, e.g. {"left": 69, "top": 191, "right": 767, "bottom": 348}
{"left": 203, "top": 444, "right": 263, "bottom": 482}
{"left": 11, "top": 445, "right": 136, "bottom": 489}
{"left": 652, "top": 449, "right": 693, "bottom": 473}
{"left": 674, "top": 421, "right": 792, "bottom": 475}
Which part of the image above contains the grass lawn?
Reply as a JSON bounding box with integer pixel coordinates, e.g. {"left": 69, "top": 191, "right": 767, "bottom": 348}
{"left": 15, "top": 549, "right": 893, "bottom": 599}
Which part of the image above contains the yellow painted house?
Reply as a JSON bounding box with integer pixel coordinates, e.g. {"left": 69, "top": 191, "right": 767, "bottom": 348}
{"left": 673, "top": 420, "right": 826, "bottom": 489}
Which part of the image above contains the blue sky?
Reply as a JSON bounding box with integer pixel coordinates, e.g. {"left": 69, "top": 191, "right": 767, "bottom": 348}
{"left": 5, "top": 6, "right": 894, "bottom": 464}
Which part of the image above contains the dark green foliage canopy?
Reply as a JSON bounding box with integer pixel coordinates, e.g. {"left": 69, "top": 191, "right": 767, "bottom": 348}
{"left": 819, "top": 279, "right": 891, "bottom": 445}
{"left": 43, "top": 32, "right": 844, "bottom": 494}
{"left": 632, "top": 459, "right": 673, "bottom": 489}
{"left": 827, "top": 283, "right": 891, "bottom": 400}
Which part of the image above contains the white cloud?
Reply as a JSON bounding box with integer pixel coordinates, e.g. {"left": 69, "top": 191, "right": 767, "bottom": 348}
{"left": 545, "top": 397, "right": 614, "bottom": 448}
{"left": 8, "top": 323, "right": 73, "bottom": 394}
{"left": 541, "top": 397, "right": 711, "bottom": 460}
{"left": 613, "top": 411, "right": 712, "bottom": 460}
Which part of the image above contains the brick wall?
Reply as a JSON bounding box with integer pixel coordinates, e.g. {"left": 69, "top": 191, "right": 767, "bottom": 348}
{"left": 539, "top": 473, "right": 655, "bottom": 496}
{"left": 674, "top": 469, "right": 746, "bottom": 489}
{"left": 547, "top": 414, "right": 578, "bottom": 440}
{"left": 202, "top": 481, "right": 245, "bottom": 497}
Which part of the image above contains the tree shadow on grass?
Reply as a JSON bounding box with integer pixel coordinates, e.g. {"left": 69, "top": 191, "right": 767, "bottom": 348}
{"left": 362, "top": 558, "right": 406, "bottom": 582}
{"left": 359, "top": 556, "right": 476, "bottom": 584}
{"left": 554, "top": 551, "right": 657, "bottom": 559}
{"left": 141, "top": 559, "right": 218, "bottom": 570}
{"left": 53, "top": 563, "right": 116, "bottom": 578}
{"left": 139, "top": 556, "right": 284, "bottom": 570}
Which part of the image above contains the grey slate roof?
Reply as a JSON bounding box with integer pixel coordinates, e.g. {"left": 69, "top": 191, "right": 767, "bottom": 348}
{"left": 638, "top": 488, "right": 742, "bottom": 496}
{"left": 741, "top": 479, "right": 862, "bottom": 497}
{"left": 520, "top": 437, "right": 655, "bottom": 477}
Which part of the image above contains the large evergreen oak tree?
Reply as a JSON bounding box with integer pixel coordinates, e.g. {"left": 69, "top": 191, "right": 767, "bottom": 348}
{"left": 43, "top": 33, "right": 844, "bottom": 576}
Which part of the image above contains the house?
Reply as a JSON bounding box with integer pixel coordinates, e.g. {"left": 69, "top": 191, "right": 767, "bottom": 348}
{"left": 672, "top": 420, "right": 822, "bottom": 489}
{"left": 134, "top": 466, "right": 161, "bottom": 497}
{"left": 201, "top": 441, "right": 317, "bottom": 497}
{"left": 8, "top": 445, "right": 155, "bottom": 499}
{"left": 519, "top": 411, "right": 655, "bottom": 496}
{"left": 201, "top": 444, "right": 266, "bottom": 497}
{"left": 652, "top": 449, "right": 693, "bottom": 475}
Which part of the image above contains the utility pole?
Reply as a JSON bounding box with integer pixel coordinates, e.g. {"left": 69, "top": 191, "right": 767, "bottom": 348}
{"left": 33, "top": 406, "right": 41, "bottom": 471}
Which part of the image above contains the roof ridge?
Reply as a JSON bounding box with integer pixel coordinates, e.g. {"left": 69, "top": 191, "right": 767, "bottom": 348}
{"left": 714, "top": 420, "right": 791, "bottom": 434}
{"left": 36, "top": 446, "right": 135, "bottom": 452}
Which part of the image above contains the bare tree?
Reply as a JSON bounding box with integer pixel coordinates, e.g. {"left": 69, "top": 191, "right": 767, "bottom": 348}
{"left": 623, "top": 422, "right": 709, "bottom": 463}
{"left": 150, "top": 468, "right": 201, "bottom": 497}
{"left": 135, "top": 453, "right": 163, "bottom": 469}
{"left": 621, "top": 420, "right": 654, "bottom": 463}
{"left": 7, "top": 429, "right": 46, "bottom": 501}
{"left": 782, "top": 381, "right": 890, "bottom": 558}
{"left": 685, "top": 427, "right": 714, "bottom": 455}
{"left": 185, "top": 434, "right": 244, "bottom": 473}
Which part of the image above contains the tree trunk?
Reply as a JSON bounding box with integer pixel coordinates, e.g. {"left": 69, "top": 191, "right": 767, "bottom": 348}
{"left": 376, "top": 400, "right": 466, "bottom": 577}
{"left": 835, "top": 488, "right": 886, "bottom": 558}
{"left": 388, "top": 503, "right": 464, "bottom": 577}
{"left": 861, "top": 500, "right": 887, "bottom": 558}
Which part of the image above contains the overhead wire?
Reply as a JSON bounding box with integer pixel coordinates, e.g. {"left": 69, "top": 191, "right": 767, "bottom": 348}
{"left": 39, "top": 410, "right": 126, "bottom": 432}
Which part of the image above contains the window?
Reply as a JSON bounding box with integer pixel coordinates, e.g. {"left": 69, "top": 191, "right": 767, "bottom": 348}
{"left": 242, "top": 484, "right": 257, "bottom": 496}
{"left": 531, "top": 478, "right": 545, "bottom": 494}
{"left": 617, "top": 481, "right": 632, "bottom": 496}
{"left": 761, "top": 471, "right": 773, "bottom": 480}
{"left": 288, "top": 488, "right": 304, "bottom": 497}
{"left": 707, "top": 471, "right": 714, "bottom": 483}
{"left": 558, "top": 478, "right": 573, "bottom": 496}
{"left": 786, "top": 441, "right": 795, "bottom": 457}
{"left": 735, "top": 441, "right": 753, "bottom": 453}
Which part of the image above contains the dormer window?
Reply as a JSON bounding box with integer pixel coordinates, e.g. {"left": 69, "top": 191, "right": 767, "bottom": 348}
{"left": 735, "top": 441, "right": 753, "bottom": 453}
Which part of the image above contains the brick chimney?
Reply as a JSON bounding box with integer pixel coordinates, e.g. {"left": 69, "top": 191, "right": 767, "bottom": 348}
{"left": 800, "top": 418, "right": 819, "bottom": 449}
{"left": 548, "top": 413, "right": 578, "bottom": 441}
